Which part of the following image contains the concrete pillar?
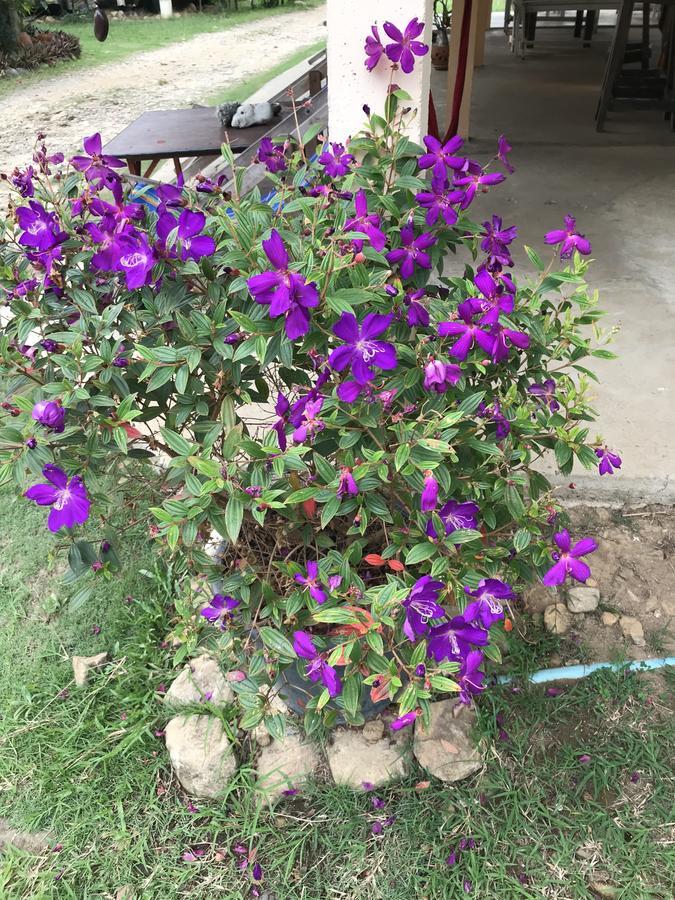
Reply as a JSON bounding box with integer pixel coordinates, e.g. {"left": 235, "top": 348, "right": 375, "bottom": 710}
{"left": 327, "top": 0, "right": 433, "bottom": 144}
{"left": 446, "top": 0, "right": 480, "bottom": 138}
{"left": 474, "top": 0, "right": 493, "bottom": 68}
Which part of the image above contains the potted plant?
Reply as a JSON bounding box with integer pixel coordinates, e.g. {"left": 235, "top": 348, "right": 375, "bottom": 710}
{"left": 432, "top": 0, "right": 452, "bottom": 70}
{"left": 1, "top": 18, "right": 613, "bottom": 742}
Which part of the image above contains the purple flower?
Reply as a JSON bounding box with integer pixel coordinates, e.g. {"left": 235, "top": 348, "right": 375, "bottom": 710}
{"left": 328, "top": 312, "right": 397, "bottom": 384}
{"left": 456, "top": 649, "right": 486, "bottom": 704}
{"left": 390, "top": 710, "right": 419, "bottom": 731}
{"left": 405, "top": 289, "right": 430, "bottom": 326}
{"left": 247, "top": 230, "right": 319, "bottom": 340}
{"left": 364, "top": 25, "right": 385, "bottom": 71}
{"left": 252, "top": 862, "right": 263, "bottom": 881}
{"left": 542, "top": 529, "right": 597, "bottom": 586}
{"left": 344, "top": 190, "right": 386, "bottom": 253}
{"left": 70, "top": 133, "right": 125, "bottom": 186}
{"left": 159, "top": 209, "right": 215, "bottom": 262}
{"left": 256, "top": 137, "right": 287, "bottom": 174}
{"left": 295, "top": 560, "right": 328, "bottom": 605}
{"left": 421, "top": 472, "right": 439, "bottom": 512}
{"left": 438, "top": 301, "right": 497, "bottom": 361}
{"left": 272, "top": 392, "right": 290, "bottom": 451}
{"left": 595, "top": 447, "right": 622, "bottom": 476}
{"left": 32, "top": 400, "right": 65, "bottom": 433}
{"left": 468, "top": 268, "right": 514, "bottom": 317}
{"left": 201, "top": 593, "right": 239, "bottom": 625}
{"left": 477, "top": 401, "right": 510, "bottom": 439}
{"left": 528, "top": 379, "right": 559, "bottom": 412}
{"left": 415, "top": 664, "right": 426, "bottom": 677}
{"left": 25, "top": 464, "right": 90, "bottom": 532}
{"left": 415, "top": 176, "right": 464, "bottom": 227}
{"left": 292, "top": 397, "right": 325, "bottom": 443}
{"left": 115, "top": 233, "right": 157, "bottom": 290}
{"left": 25, "top": 437, "right": 37, "bottom": 450}
{"left": 463, "top": 579, "right": 515, "bottom": 627}
{"left": 544, "top": 215, "right": 591, "bottom": 259}
{"left": 490, "top": 322, "right": 530, "bottom": 364}
{"left": 402, "top": 575, "right": 446, "bottom": 641}
{"left": 426, "top": 498, "right": 479, "bottom": 539}
{"left": 423, "top": 358, "right": 462, "bottom": 393}
{"left": 480, "top": 216, "right": 517, "bottom": 267}
{"left": 418, "top": 135, "right": 465, "bottom": 180}
{"left": 292, "top": 630, "right": 342, "bottom": 697}
{"left": 319, "top": 142, "right": 354, "bottom": 178}
{"left": 386, "top": 223, "right": 436, "bottom": 279}
{"left": 427, "top": 615, "right": 488, "bottom": 663}
{"left": 497, "top": 134, "right": 515, "bottom": 173}
{"left": 453, "top": 168, "right": 505, "bottom": 205}
{"left": 11, "top": 166, "right": 35, "bottom": 198}
{"left": 383, "top": 18, "right": 429, "bottom": 74}
{"left": 16, "top": 201, "right": 67, "bottom": 252}
{"left": 338, "top": 467, "right": 359, "bottom": 497}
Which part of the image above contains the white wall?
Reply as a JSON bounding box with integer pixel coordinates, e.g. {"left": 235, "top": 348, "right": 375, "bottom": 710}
{"left": 327, "top": 0, "right": 433, "bottom": 144}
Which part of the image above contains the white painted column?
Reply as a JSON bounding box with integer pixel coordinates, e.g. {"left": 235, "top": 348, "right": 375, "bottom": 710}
{"left": 327, "top": 0, "right": 433, "bottom": 144}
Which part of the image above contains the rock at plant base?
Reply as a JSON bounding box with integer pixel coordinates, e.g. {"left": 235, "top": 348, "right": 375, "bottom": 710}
{"left": 165, "top": 715, "right": 237, "bottom": 799}
{"left": 165, "top": 655, "right": 233, "bottom": 708}
{"left": 588, "top": 882, "right": 618, "bottom": 898}
{"left": 567, "top": 586, "right": 600, "bottom": 614}
{"left": 544, "top": 603, "right": 572, "bottom": 635}
{"left": 523, "top": 583, "right": 558, "bottom": 614}
{"left": 619, "top": 616, "right": 645, "bottom": 647}
{"left": 256, "top": 733, "right": 320, "bottom": 800}
{"left": 0, "top": 818, "right": 52, "bottom": 854}
{"left": 327, "top": 728, "right": 407, "bottom": 789}
{"left": 413, "top": 701, "right": 482, "bottom": 783}
{"left": 71, "top": 652, "right": 108, "bottom": 686}
{"left": 362, "top": 719, "right": 385, "bottom": 743}
{"left": 601, "top": 611, "right": 619, "bottom": 627}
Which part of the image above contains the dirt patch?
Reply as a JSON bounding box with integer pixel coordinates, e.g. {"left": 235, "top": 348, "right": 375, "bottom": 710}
{"left": 0, "top": 5, "right": 327, "bottom": 177}
{"left": 525, "top": 505, "right": 675, "bottom": 666}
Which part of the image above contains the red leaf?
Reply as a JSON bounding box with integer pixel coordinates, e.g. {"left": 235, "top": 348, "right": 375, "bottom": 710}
{"left": 302, "top": 499, "right": 317, "bottom": 518}
{"left": 387, "top": 559, "right": 405, "bottom": 572}
{"left": 122, "top": 423, "right": 143, "bottom": 441}
{"left": 364, "top": 553, "right": 385, "bottom": 566}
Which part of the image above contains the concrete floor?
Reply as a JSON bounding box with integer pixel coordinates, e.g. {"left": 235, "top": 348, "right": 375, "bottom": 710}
{"left": 432, "top": 25, "right": 675, "bottom": 504}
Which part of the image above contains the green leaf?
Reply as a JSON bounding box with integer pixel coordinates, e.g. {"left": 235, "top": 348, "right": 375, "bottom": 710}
{"left": 394, "top": 443, "right": 410, "bottom": 471}
{"left": 524, "top": 245, "right": 545, "bottom": 271}
{"left": 321, "top": 495, "right": 341, "bottom": 529}
{"left": 225, "top": 496, "right": 243, "bottom": 544}
{"left": 429, "top": 675, "right": 460, "bottom": 692}
{"left": 505, "top": 483, "right": 525, "bottom": 519}
{"left": 404, "top": 542, "right": 436, "bottom": 565}
{"left": 513, "top": 528, "right": 532, "bottom": 553}
{"left": 313, "top": 607, "right": 358, "bottom": 624}
{"left": 342, "top": 676, "right": 361, "bottom": 718}
{"left": 313, "top": 453, "right": 336, "bottom": 485}
{"left": 161, "top": 428, "right": 193, "bottom": 457}
{"left": 259, "top": 627, "right": 297, "bottom": 660}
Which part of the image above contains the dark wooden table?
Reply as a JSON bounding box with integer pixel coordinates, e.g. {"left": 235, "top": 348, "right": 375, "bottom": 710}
{"left": 103, "top": 107, "right": 281, "bottom": 178}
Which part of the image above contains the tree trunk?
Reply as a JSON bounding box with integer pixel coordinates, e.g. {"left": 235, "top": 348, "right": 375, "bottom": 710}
{"left": 0, "top": 0, "right": 21, "bottom": 55}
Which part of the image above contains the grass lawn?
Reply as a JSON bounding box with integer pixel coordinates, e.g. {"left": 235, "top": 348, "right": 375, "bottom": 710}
{"left": 0, "top": 2, "right": 324, "bottom": 99}
{"left": 0, "top": 483, "right": 673, "bottom": 898}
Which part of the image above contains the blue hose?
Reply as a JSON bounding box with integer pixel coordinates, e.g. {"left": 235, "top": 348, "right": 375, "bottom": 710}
{"left": 497, "top": 657, "right": 675, "bottom": 685}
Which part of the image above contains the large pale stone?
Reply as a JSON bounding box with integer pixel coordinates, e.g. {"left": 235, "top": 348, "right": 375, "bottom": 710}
{"left": 71, "top": 652, "right": 108, "bottom": 686}
{"left": 0, "top": 818, "right": 52, "bottom": 854}
{"left": 165, "top": 715, "right": 237, "bottom": 799}
{"left": 413, "top": 701, "right": 482, "bottom": 783}
{"left": 327, "top": 728, "right": 407, "bottom": 788}
{"left": 544, "top": 602, "right": 573, "bottom": 635}
{"left": 601, "top": 611, "right": 619, "bottom": 627}
{"left": 567, "top": 586, "right": 600, "bottom": 614}
{"left": 619, "top": 616, "right": 645, "bottom": 647}
{"left": 256, "top": 733, "right": 321, "bottom": 800}
{"left": 165, "top": 655, "right": 233, "bottom": 708}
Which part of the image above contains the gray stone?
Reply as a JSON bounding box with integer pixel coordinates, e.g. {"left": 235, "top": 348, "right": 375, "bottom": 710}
{"left": 165, "top": 655, "right": 233, "bottom": 708}
{"left": 567, "top": 586, "right": 600, "bottom": 613}
{"left": 544, "top": 602, "right": 573, "bottom": 635}
{"left": 601, "top": 611, "right": 619, "bottom": 627}
{"left": 619, "top": 616, "right": 645, "bottom": 647}
{"left": 253, "top": 724, "right": 272, "bottom": 747}
{"left": 362, "top": 719, "right": 384, "bottom": 743}
{"left": 71, "top": 652, "right": 108, "bottom": 686}
{"left": 165, "top": 715, "right": 237, "bottom": 799}
{"left": 413, "top": 701, "right": 482, "bottom": 783}
{"left": 327, "top": 728, "right": 407, "bottom": 788}
{"left": 256, "top": 733, "right": 320, "bottom": 799}
{"left": 0, "top": 818, "right": 52, "bottom": 854}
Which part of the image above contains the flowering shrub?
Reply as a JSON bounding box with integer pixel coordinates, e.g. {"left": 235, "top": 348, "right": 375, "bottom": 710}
{"left": 0, "top": 17, "right": 619, "bottom": 736}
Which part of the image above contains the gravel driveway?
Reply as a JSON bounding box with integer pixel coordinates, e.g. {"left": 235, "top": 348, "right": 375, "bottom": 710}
{"left": 0, "top": 4, "right": 326, "bottom": 176}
